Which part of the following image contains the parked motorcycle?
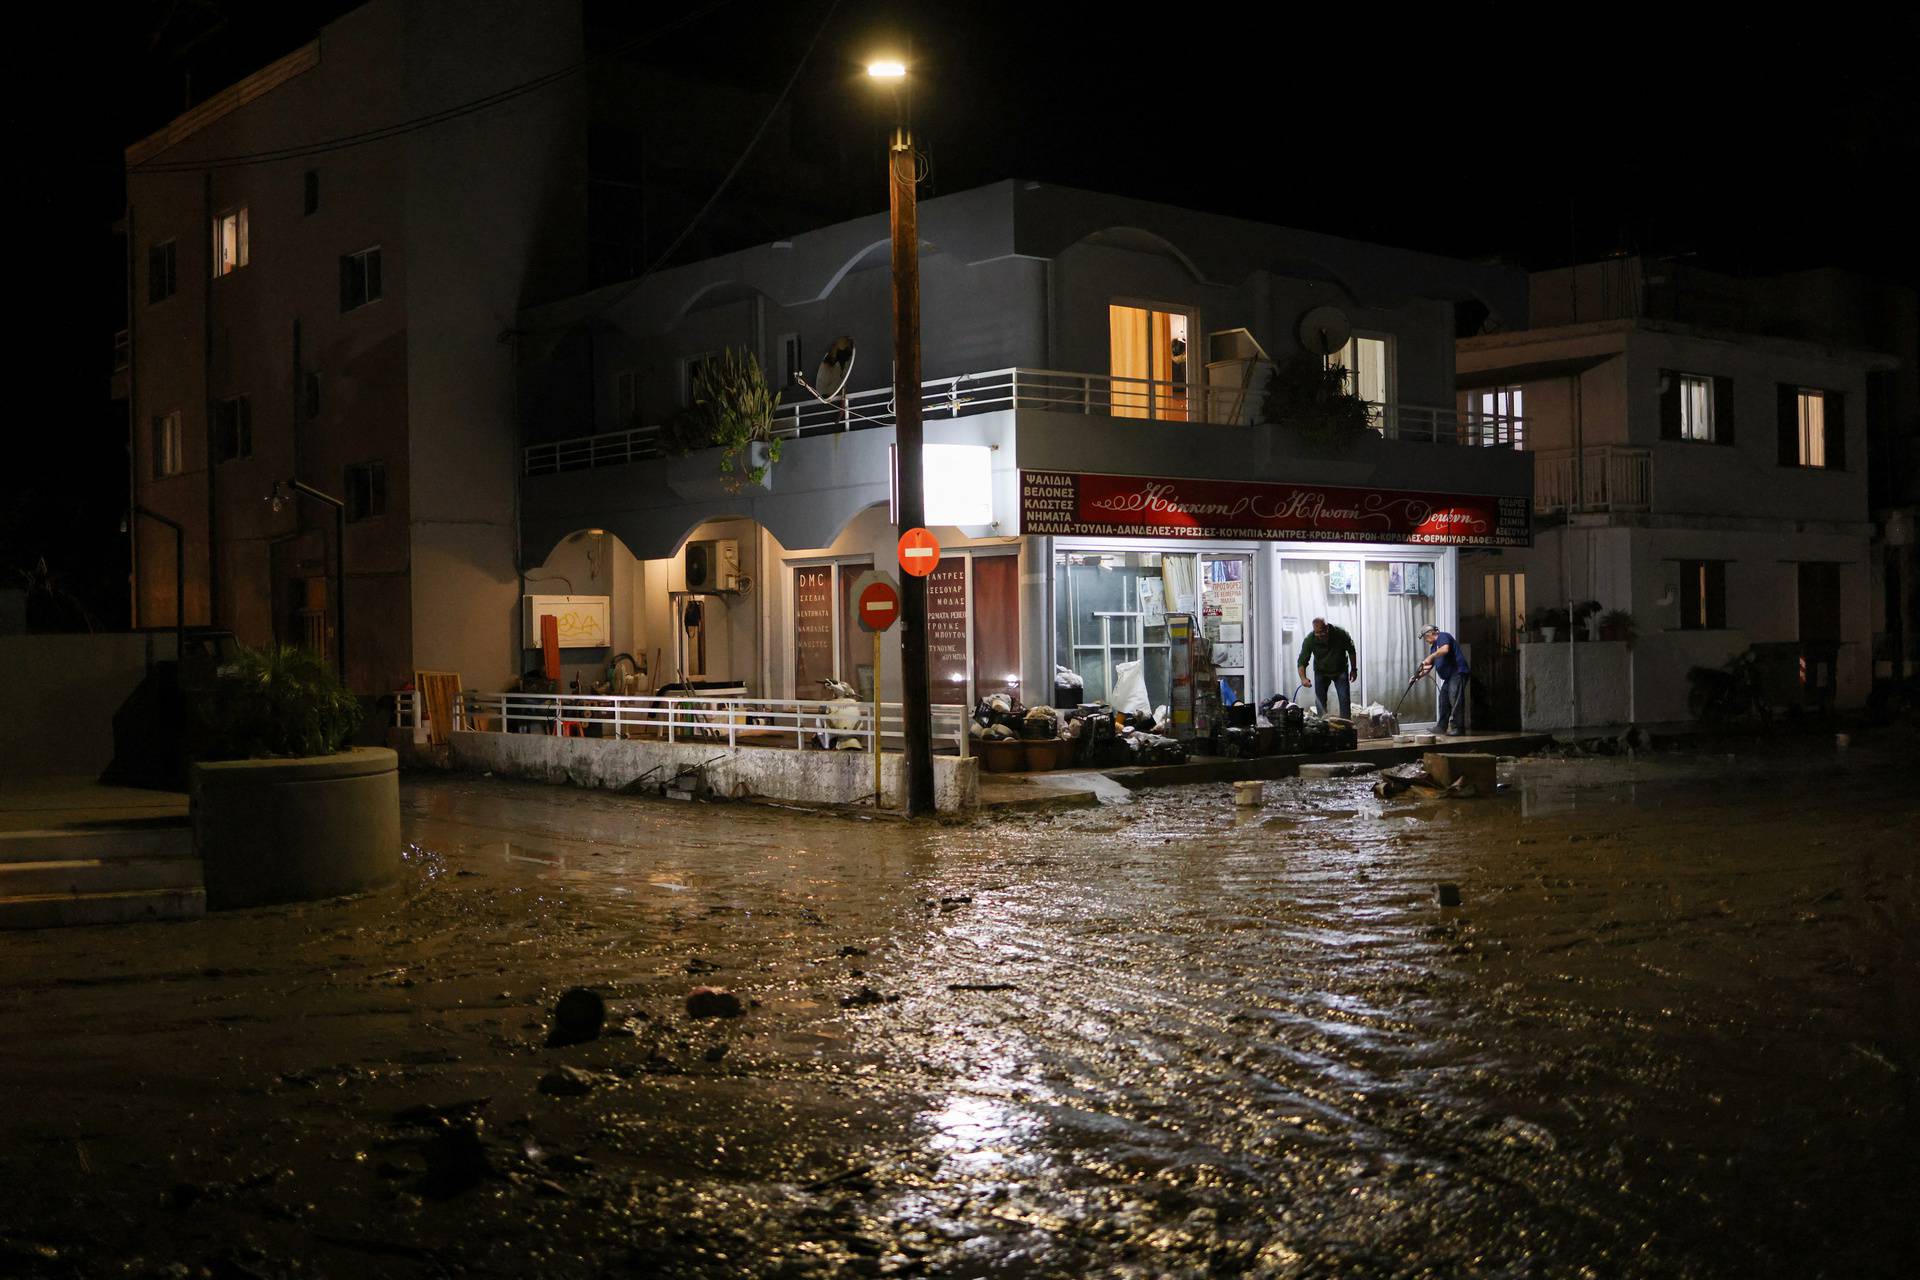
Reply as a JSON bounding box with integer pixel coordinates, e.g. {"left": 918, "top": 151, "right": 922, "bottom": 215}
{"left": 1687, "top": 651, "right": 1773, "bottom": 728}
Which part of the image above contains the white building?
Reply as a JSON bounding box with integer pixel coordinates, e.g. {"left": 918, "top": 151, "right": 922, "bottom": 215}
{"left": 1457, "top": 258, "right": 1893, "bottom": 727}
{"left": 514, "top": 181, "right": 1533, "bottom": 730}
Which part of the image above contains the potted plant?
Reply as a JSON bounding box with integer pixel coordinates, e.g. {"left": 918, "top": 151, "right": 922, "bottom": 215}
{"left": 660, "top": 347, "right": 782, "bottom": 494}
{"left": 1258, "top": 356, "right": 1377, "bottom": 447}
{"left": 187, "top": 645, "right": 399, "bottom": 910}
{"left": 1598, "top": 608, "right": 1638, "bottom": 644}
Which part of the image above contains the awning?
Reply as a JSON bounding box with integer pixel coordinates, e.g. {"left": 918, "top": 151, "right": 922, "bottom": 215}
{"left": 1456, "top": 353, "right": 1616, "bottom": 390}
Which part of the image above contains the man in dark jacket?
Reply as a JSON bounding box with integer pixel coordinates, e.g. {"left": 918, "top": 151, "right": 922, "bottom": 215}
{"left": 1296, "top": 617, "right": 1357, "bottom": 718}
{"left": 1418, "top": 623, "right": 1471, "bottom": 735}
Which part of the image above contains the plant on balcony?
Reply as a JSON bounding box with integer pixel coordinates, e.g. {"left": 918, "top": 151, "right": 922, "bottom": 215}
{"left": 187, "top": 644, "right": 364, "bottom": 760}
{"left": 1257, "top": 355, "right": 1376, "bottom": 446}
{"left": 658, "top": 347, "right": 782, "bottom": 491}
{"left": 1599, "top": 608, "right": 1638, "bottom": 644}
{"left": 1525, "top": 605, "right": 1571, "bottom": 642}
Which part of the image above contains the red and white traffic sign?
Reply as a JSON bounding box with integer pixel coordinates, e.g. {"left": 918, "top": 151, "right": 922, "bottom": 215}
{"left": 850, "top": 569, "right": 902, "bottom": 633}
{"left": 897, "top": 526, "right": 941, "bottom": 577}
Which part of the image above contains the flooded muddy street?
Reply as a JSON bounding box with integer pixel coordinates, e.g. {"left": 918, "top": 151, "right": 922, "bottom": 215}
{"left": 3, "top": 740, "right": 1916, "bottom": 1278}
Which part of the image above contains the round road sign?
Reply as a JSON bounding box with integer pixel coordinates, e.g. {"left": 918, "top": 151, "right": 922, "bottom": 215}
{"left": 897, "top": 526, "right": 941, "bottom": 577}
{"left": 857, "top": 579, "right": 901, "bottom": 633}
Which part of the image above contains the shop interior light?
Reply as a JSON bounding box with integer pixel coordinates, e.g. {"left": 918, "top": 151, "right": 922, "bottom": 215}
{"left": 921, "top": 443, "right": 993, "bottom": 525}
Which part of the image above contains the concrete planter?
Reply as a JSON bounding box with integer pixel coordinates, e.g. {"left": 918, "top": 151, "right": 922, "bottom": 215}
{"left": 664, "top": 446, "right": 773, "bottom": 499}
{"left": 190, "top": 747, "right": 400, "bottom": 910}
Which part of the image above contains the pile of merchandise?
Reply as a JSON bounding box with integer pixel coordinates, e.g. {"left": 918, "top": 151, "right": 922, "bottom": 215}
{"left": 1057, "top": 702, "right": 1187, "bottom": 768}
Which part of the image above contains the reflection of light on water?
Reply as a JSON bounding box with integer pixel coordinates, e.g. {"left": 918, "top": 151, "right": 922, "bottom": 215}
{"left": 920, "top": 1093, "right": 1036, "bottom": 1173}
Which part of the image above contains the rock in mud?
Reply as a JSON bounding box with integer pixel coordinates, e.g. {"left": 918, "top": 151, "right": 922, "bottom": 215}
{"left": 537, "top": 1066, "right": 597, "bottom": 1097}
{"left": 546, "top": 986, "right": 606, "bottom": 1047}
{"left": 839, "top": 986, "right": 892, "bottom": 1008}
{"left": 686, "top": 987, "right": 746, "bottom": 1019}
{"left": 1437, "top": 883, "right": 1463, "bottom": 907}
{"left": 417, "top": 1121, "right": 493, "bottom": 1197}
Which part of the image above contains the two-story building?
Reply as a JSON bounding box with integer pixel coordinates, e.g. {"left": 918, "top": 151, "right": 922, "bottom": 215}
{"left": 512, "top": 181, "right": 1534, "bottom": 728}
{"left": 1457, "top": 257, "right": 1894, "bottom": 727}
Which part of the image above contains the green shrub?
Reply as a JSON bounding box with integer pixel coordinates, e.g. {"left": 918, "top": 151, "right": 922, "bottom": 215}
{"left": 657, "top": 347, "right": 782, "bottom": 490}
{"left": 1258, "top": 356, "right": 1377, "bottom": 446}
{"left": 189, "top": 645, "right": 363, "bottom": 760}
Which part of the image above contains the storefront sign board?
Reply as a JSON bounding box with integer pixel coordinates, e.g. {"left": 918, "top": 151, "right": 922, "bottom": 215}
{"left": 1020, "top": 470, "right": 1531, "bottom": 548}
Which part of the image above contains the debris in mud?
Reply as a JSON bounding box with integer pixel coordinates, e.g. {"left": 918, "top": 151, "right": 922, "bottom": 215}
{"left": 1298, "top": 762, "right": 1377, "bottom": 778}
{"left": 537, "top": 1066, "right": 598, "bottom": 1097}
{"left": 839, "top": 986, "right": 898, "bottom": 1008}
{"left": 546, "top": 986, "right": 607, "bottom": 1047}
{"left": 393, "top": 1097, "right": 491, "bottom": 1127}
{"left": 684, "top": 957, "right": 721, "bottom": 975}
{"left": 1232, "top": 780, "right": 1264, "bottom": 807}
{"left": 935, "top": 895, "right": 973, "bottom": 909}
{"left": 1437, "top": 883, "right": 1463, "bottom": 907}
{"left": 836, "top": 945, "right": 870, "bottom": 957}
{"left": 947, "top": 983, "right": 1018, "bottom": 992}
{"left": 686, "top": 987, "right": 746, "bottom": 1018}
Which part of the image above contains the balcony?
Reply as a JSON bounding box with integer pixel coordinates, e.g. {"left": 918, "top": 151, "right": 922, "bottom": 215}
{"left": 522, "top": 365, "right": 1528, "bottom": 477}
{"left": 1534, "top": 446, "right": 1651, "bottom": 514}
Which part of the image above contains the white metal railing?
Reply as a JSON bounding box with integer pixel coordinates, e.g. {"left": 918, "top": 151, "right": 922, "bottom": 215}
{"left": 395, "top": 689, "right": 968, "bottom": 754}
{"left": 1535, "top": 446, "right": 1652, "bottom": 513}
{"left": 522, "top": 365, "right": 1529, "bottom": 475}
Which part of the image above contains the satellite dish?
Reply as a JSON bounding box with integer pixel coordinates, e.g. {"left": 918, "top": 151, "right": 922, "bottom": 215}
{"left": 1297, "top": 305, "right": 1352, "bottom": 356}
{"left": 815, "top": 336, "right": 856, "bottom": 400}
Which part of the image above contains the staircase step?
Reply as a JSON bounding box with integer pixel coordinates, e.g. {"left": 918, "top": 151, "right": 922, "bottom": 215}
{"left": 0, "top": 826, "right": 192, "bottom": 864}
{"left": 0, "top": 886, "right": 207, "bottom": 929}
{"left": 0, "top": 855, "right": 203, "bottom": 898}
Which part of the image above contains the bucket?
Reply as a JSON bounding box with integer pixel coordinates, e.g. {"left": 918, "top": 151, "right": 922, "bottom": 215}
{"left": 1022, "top": 738, "right": 1073, "bottom": 771}
{"left": 980, "top": 738, "right": 1026, "bottom": 773}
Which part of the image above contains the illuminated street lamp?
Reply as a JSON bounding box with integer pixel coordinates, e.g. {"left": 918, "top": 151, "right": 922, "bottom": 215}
{"left": 868, "top": 54, "right": 934, "bottom": 816}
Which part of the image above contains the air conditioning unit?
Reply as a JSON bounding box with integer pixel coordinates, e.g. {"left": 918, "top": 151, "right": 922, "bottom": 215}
{"left": 685, "top": 538, "right": 740, "bottom": 592}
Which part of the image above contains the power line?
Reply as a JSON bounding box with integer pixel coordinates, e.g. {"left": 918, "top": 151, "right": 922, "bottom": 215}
{"left": 127, "top": 1, "right": 736, "bottom": 174}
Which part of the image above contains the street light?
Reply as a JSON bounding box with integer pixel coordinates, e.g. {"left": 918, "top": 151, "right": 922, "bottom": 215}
{"left": 868, "top": 54, "right": 935, "bottom": 816}
{"left": 267, "top": 478, "right": 348, "bottom": 683}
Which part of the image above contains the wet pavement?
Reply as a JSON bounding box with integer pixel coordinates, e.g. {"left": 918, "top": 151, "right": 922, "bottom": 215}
{"left": 2, "top": 735, "right": 1915, "bottom": 1278}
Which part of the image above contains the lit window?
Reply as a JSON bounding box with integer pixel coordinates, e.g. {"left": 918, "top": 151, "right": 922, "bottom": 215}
{"left": 1797, "top": 390, "right": 1827, "bottom": 468}
{"left": 340, "top": 246, "right": 383, "bottom": 311}
{"left": 1679, "top": 374, "right": 1714, "bottom": 442}
{"left": 148, "top": 241, "right": 177, "bottom": 304}
{"left": 1677, "top": 559, "right": 1727, "bottom": 630}
{"left": 213, "top": 396, "right": 251, "bottom": 463}
{"left": 212, "top": 208, "right": 248, "bottom": 277}
{"left": 346, "top": 462, "right": 387, "bottom": 521}
{"left": 1329, "top": 335, "right": 1391, "bottom": 419}
{"left": 1471, "top": 385, "right": 1524, "bottom": 448}
{"left": 1108, "top": 305, "right": 1192, "bottom": 420}
{"left": 151, "top": 411, "right": 182, "bottom": 479}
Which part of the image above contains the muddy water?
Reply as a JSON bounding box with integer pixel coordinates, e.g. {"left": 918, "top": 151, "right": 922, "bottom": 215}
{"left": 2, "top": 740, "right": 1915, "bottom": 1277}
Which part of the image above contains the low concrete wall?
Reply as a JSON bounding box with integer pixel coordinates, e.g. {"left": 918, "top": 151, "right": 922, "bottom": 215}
{"left": 191, "top": 747, "right": 401, "bottom": 910}
{"left": 0, "top": 633, "right": 178, "bottom": 780}
{"left": 1521, "top": 641, "right": 1633, "bottom": 730}
{"left": 449, "top": 731, "right": 979, "bottom": 812}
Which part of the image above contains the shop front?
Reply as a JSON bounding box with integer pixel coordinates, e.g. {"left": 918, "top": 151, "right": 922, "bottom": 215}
{"left": 1026, "top": 469, "right": 1529, "bottom": 730}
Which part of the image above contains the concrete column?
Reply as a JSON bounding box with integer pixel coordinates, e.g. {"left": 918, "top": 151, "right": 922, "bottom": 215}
{"left": 1019, "top": 535, "right": 1052, "bottom": 704}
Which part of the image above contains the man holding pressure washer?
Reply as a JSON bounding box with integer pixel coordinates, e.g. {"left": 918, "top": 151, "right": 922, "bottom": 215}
{"left": 1418, "top": 623, "right": 1470, "bottom": 736}
{"left": 1296, "top": 617, "right": 1358, "bottom": 718}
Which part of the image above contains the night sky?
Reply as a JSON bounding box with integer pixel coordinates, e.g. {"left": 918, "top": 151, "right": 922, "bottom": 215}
{"left": 15, "top": 1, "right": 1919, "bottom": 626}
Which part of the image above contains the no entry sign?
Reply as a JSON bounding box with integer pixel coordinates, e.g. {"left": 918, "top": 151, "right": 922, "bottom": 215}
{"left": 897, "top": 526, "right": 941, "bottom": 577}
{"left": 850, "top": 569, "right": 902, "bottom": 633}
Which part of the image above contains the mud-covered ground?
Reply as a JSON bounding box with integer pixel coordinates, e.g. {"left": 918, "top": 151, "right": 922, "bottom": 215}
{"left": 2, "top": 735, "right": 1916, "bottom": 1279}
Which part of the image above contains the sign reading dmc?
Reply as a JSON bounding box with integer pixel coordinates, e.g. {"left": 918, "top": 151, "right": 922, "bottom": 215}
{"left": 1020, "top": 470, "right": 1531, "bottom": 548}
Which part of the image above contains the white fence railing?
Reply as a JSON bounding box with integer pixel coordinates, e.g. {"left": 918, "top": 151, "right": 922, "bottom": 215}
{"left": 395, "top": 689, "right": 969, "bottom": 755}
{"left": 523, "top": 365, "right": 1528, "bottom": 475}
{"left": 1535, "top": 446, "right": 1652, "bottom": 513}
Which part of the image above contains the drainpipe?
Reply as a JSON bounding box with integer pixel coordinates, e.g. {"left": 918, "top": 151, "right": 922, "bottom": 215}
{"left": 125, "top": 198, "right": 140, "bottom": 629}
{"left": 202, "top": 171, "right": 221, "bottom": 628}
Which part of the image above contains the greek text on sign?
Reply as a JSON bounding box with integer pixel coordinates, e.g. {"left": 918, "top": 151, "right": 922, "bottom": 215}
{"left": 897, "top": 527, "right": 942, "bottom": 577}
{"left": 1019, "top": 470, "right": 1531, "bottom": 548}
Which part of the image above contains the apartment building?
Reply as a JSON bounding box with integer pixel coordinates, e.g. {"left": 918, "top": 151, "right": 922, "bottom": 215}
{"left": 1456, "top": 257, "right": 1903, "bottom": 726}
{"left": 511, "top": 181, "right": 1535, "bottom": 727}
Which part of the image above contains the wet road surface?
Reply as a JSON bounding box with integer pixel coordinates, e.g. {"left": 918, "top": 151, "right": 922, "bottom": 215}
{"left": 2, "top": 737, "right": 1916, "bottom": 1277}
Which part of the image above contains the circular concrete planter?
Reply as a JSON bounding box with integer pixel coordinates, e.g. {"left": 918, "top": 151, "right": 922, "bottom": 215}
{"left": 190, "top": 746, "right": 400, "bottom": 910}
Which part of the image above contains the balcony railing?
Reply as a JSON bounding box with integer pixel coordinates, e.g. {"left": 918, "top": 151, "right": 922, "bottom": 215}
{"left": 522, "top": 365, "right": 1528, "bottom": 476}
{"left": 1535, "top": 446, "right": 1651, "bottom": 514}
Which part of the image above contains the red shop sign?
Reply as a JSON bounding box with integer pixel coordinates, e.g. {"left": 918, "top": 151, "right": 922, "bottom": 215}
{"left": 1019, "top": 470, "right": 1530, "bottom": 548}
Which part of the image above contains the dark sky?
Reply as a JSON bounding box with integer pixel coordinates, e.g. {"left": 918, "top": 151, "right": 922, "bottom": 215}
{"left": 12, "top": 0, "right": 1919, "bottom": 622}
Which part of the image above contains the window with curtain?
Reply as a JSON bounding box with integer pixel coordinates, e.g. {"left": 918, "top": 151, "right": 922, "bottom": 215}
{"left": 1279, "top": 559, "right": 1362, "bottom": 695}
{"left": 1797, "top": 390, "right": 1827, "bottom": 467}
{"left": 1328, "top": 335, "right": 1390, "bottom": 427}
{"left": 1364, "top": 561, "right": 1434, "bottom": 714}
{"left": 1108, "top": 304, "right": 1190, "bottom": 420}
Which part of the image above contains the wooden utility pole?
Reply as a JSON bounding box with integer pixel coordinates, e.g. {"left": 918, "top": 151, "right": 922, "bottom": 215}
{"left": 888, "top": 125, "right": 935, "bottom": 815}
